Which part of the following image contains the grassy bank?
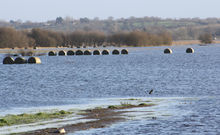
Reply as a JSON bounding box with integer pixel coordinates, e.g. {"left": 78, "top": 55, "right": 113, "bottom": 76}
{"left": 0, "top": 110, "right": 72, "bottom": 127}
{"left": 21, "top": 102, "right": 156, "bottom": 135}
{"left": 0, "top": 102, "right": 154, "bottom": 128}
{"left": 107, "top": 102, "right": 155, "bottom": 109}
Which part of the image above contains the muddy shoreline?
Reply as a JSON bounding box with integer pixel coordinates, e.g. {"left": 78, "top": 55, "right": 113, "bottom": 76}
{"left": 20, "top": 104, "right": 154, "bottom": 135}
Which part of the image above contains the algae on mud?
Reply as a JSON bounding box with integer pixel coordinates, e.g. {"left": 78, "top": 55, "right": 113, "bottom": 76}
{"left": 0, "top": 102, "right": 155, "bottom": 127}
{"left": 29, "top": 103, "right": 156, "bottom": 135}
{"left": 107, "top": 102, "right": 155, "bottom": 109}
{"left": 0, "top": 110, "right": 72, "bottom": 127}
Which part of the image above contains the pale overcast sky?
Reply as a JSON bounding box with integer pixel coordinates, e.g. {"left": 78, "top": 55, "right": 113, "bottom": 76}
{"left": 0, "top": 0, "right": 219, "bottom": 22}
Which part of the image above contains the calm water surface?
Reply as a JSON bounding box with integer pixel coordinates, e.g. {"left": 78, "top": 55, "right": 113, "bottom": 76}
{"left": 1, "top": 45, "right": 220, "bottom": 134}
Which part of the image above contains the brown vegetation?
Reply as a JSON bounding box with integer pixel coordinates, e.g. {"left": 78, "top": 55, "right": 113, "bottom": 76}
{"left": 0, "top": 27, "right": 172, "bottom": 48}
{"left": 172, "top": 40, "right": 200, "bottom": 45}
{"left": 3, "top": 17, "right": 220, "bottom": 41}
{"left": 0, "top": 27, "right": 31, "bottom": 48}
{"left": 198, "top": 33, "right": 213, "bottom": 44}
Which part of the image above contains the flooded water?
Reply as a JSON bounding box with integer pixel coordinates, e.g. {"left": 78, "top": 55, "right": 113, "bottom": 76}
{"left": 1, "top": 45, "right": 220, "bottom": 134}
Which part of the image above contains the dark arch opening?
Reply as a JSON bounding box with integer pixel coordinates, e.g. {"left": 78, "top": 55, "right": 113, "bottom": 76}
{"left": 112, "top": 49, "right": 120, "bottom": 55}
{"left": 58, "top": 50, "right": 66, "bottom": 56}
{"left": 76, "top": 50, "right": 83, "bottom": 55}
{"left": 67, "top": 50, "right": 75, "bottom": 55}
{"left": 28, "top": 57, "right": 41, "bottom": 64}
{"left": 48, "top": 51, "right": 57, "bottom": 56}
{"left": 102, "top": 50, "right": 109, "bottom": 55}
{"left": 164, "top": 48, "right": 172, "bottom": 54}
{"left": 121, "top": 49, "right": 128, "bottom": 55}
{"left": 186, "top": 48, "right": 194, "bottom": 53}
{"left": 84, "top": 50, "right": 92, "bottom": 55}
{"left": 14, "top": 57, "right": 27, "bottom": 64}
{"left": 93, "top": 50, "right": 101, "bottom": 55}
{"left": 3, "top": 57, "right": 14, "bottom": 64}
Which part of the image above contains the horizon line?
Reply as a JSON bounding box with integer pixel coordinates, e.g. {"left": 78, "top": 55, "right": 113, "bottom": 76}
{"left": 1, "top": 16, "right": 220, "bottom": 23}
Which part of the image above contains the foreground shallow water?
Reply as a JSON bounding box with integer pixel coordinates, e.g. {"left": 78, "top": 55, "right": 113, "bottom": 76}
{"left": 72, "top": 97, "right": 220, "bottom": 135}
{"left": 1, "top": 44, "right": 220, "bottom": 134}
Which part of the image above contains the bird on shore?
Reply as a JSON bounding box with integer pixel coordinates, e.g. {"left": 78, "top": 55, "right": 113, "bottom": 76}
{"left": 149, "top": 89, "right": 154, "bottom": 95}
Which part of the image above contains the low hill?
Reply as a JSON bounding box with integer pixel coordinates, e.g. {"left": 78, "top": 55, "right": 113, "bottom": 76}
{"left": 0, "top": 16, "right": 220, "bottom": 40}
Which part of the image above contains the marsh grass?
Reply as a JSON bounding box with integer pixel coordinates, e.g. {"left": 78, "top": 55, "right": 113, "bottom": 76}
{"left": 124, "top": 98, "right": 141, "bottom": 101}
{"left": 108, "top": 102, "right": 132, "bottom": 109}
{"left": 0, "top": 102, "right": 156, "bottom": 127}
{"left": 108, "top": 102, "right": 155, "bottom": 109}
{"left": 108, "top": 105, "right": 118, "bottom": 109}
{"left": 139, "top": 103, "right": 156, "bottom": 106}
{"left": 144, "top": 100, "right": 152, "bottom": 102}
{"left": 0, "top": 110, "right": 72, "bottom": 127}
{"left": 138, "top": 103, "right": 148, "bottom": 106}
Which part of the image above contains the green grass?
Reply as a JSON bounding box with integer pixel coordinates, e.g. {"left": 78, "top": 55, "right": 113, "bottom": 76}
{"left": 138, "top": 103, "right": 148, "bottom": 106}
{"left": 144, "top": 100, "right": 152, "bottom": 102}
{"left": 0, "top": 102, "right": 157, "bottom": 127}
{"left": 139, "top": 103, "right": 156, "bottom": 106}
{"left": 108, "top": 102, "right": 156, "bottom": 109}
{"left": 0, "top": 110, "right": 72, "bottom": 127}
{"left": 125, "top": 98, "right": 141, "bottom": 101}
{"left": 108, "top": 105, "right": 118, "bottom": 109}
{"left": 108, "top": 102, "right": 133, "bottom": 109}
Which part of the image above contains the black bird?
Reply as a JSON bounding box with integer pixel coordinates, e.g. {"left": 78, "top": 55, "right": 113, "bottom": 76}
{"left": 149, "top": 89, "right": 154, "bottom": 94}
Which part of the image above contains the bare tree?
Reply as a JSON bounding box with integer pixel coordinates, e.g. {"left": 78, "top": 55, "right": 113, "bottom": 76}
{"left": 199, "top": 33, "right": 213, "bottom": 44}
{"left": 0, "top": 27, "right": 30, "bottom": 48}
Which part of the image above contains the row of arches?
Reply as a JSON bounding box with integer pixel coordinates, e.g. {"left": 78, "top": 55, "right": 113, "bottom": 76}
{"left": 48, "top": 49, "right": 129, "bottom": 56}
{"left": 3, "top": 57, "right": 41, "bottom": 64}
{"left": 164, "top": 48, "right": 194, "bottom": 54}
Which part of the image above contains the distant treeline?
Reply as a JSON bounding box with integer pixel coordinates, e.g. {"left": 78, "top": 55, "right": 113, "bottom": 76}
{"left": 1, "top": 16, "right": 220, "bottom": 40}
{"left": 0, "top": 27, "right": 172, "bottom": 48}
